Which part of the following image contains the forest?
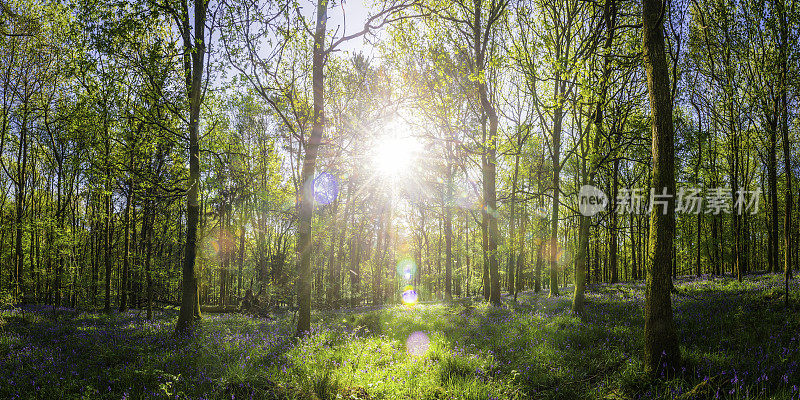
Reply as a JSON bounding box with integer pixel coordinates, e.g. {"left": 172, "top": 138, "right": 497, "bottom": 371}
{"left": 0, "top": 0, "right": 799, "bottom": 398}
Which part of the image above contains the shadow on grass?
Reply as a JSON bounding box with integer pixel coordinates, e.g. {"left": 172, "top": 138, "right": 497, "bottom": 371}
{"left": 0, "top": 308, "right": 299, "bottom": 399}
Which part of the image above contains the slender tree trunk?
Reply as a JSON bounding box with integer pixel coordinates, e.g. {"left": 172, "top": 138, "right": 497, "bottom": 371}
{"left": 693, "top": 103, "right": 704, "bottom": 277}
{"left": 103, "top": 129, "right": 113, "bottom": 312}
{"left": 630, "top": 213, "right": 637, "bottom": 280}
{"left": 465, "top": 213, "right": 471, "bottom": 297}
{"left": 535, "top": 240, "right": 543, "bottom": 293}
{"left": 104, "top": 200, "right": 113, "bottom": 311}
{"left": 119, "top": 181, "right": 132, "bottom": 312}
{"left": 610, "top": 158, "right": 619, "bottom": 283}
{"left": 572, "top": 212, "right": 589, "bottom": 314}
{"left": 731, "top": 108, "right": 742, "bottom": 281}
{"left": 145, "top": 202, "right": 154, "bottom": 320}
{"left": 778, "top": 0, "right": 793, "bottom": 302}
{"left": 471, "top": 0, "right": 502, "bottom": 306}
{"left": 485, "top": 122, "right": 500, "bottom": 306}
{"left": 549, "top": 100, "right": 563, "bottom": 297}
{"left": 326, "top": 197, "right": 341, "bottom": 308}
{"left": 515, "top": 206, "right": 526, "bottom": 300}
{"left": 131, "top": 195, "right": 139, "bottom": 308}
{"left": 176, "top": 0, "right": 207, "bottom": 332}
{"left": 349, "top": 232, "right": 361, "bottom": 307}
{"left": 238, "top": 222, "right": 245, "bottom": 300}
{"left": 14, "top": 109, "right": 28, "bottom": 303}
{"left": 294, "top": 0, "right": 327, "bottom": 335}
{"left": 219, "top": 206, "right": 229, "bottom": 307}
{"left": 445, "top": 146, "right": 453, "bottom": 301}
{"left": 642, "top": 0, "right": 680, "bottom": 373}
{"left": 768, "top": 115, "right": 779, "bottom": 274}
{"left": 55, "top": 163, "right": 64, "bottom": 307}
{"left": 508, "top": 151, "right": 520, "bottom": 294}
{"left": 535, "top": 166, "right": 544, "bottom": 293}
{"left": 90, "top": 197, "right": 98, "bottom": 307}
{"left": 436, "top": 218, "right": 442, "bottom": 299}
{"left": 481, "top": 118, "right": 490, "bottom": 300}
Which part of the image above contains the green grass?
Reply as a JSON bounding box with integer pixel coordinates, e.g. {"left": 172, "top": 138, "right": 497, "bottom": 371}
{"left": 1, "top": 273, "right": 799, "bottom": 399}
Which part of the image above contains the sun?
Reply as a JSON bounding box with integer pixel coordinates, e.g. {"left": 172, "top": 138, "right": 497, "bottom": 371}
{"left": 372, "top": 134, "right": 421, "bottom": 179}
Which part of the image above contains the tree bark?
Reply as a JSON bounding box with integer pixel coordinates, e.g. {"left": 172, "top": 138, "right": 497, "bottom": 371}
{"left": 549, "top": 100, "right": 563, "bottom": 297}
{"left": 119, "top": 179, "right": 132, "bottom": 312}
{"left": 325, "top": 197, "right": 341, "bottom": 308}
{"left": 445, "top": 143, "right": 453, "bottom": 301}
{"left": 610, "top": 158, "right": 619, "bottom": 283}
{"left": 481, "top": 118, "right": 490, "bottom": 300}
{"left": 14, "top": 107, "right": 28, "bottom": 302}
{"left": 294, "top": 0, "right": 327, "bottom": 335}
{"left": 508, "top": 150, "right": 520, "bottom": 294}
{"left": 777, "top": 0, "right": 793, "bottom": 303}
{"left": 642, "top": 0, "right": 680, "bottom": 374}
{"left": 176, "top": 0, "right": 207, "bottom": 332}
{"left": 145, "top": 201, "right": 154, "bottom": 320}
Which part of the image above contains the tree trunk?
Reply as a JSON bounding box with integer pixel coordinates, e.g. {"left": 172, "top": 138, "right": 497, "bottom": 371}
{"left": 131, "top": 194, "right": 139, "bottom": 309}
{"left": 515, "top": 206, "right": 526, "bottom": 300}
{"left": 294, "top": 0, "right": 327, "bottom": 335}
{"left": 445, "top": 145, "right": 453, "bottom": 301}
{"left": 471, "top": 0, "right": 502, "bottom": 306}
{"left": 176, "top": 0, "right": 207, "bottom": 332}
{"left": 549, "top": 100, "right": 563, "bottom": 297}
{"left": 480, "top": 116, "right": 490, "bottom": 301}
{"left": 326, "top": 197, "right": 341, "bottom": 308}
{"left": 610, "top": 158, "right": 619, "bottom": 283}
{"left": 145, "top": 201, "right": 154, "bottom": 320}
{"left": 572, "top": 213, "right": 589, "bottom": 314}
{"left": 104, "top": 128, "right": 113, "bottom": 312}
{"left": 778, "top": 0, "right": 793, "bottom": 302}
{"left": 237, "top": 217, "right": 245, "bottom": 300}
{"left": 349, "top": 232, "right": 361, "bottom": 307}
{"left": 104, "top": 199, "right": 113, "bottom": 311}
{"left": 90, "top": 197, "right": 98, "bottom": 307}
{"left": 14, "top": 109, "right": 28, "bottom": 303}
{"left": 642, "top": 0, "right": 680, "bottom": 373}
{"left": 219, "top": 206, "right": 229, "bottom": 307}
{"left": 508, "top": 151, "right": 520, "bottom": 294}
{"left": 768, "top": 114, "right": 779, "bottom": 274}
{"left": 119, "top": 180, "right": 132, "bottom": 312}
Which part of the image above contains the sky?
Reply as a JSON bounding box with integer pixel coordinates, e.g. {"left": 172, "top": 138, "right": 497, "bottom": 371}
{"left": 301, "top": 0, "right": 384, "bottom": 56}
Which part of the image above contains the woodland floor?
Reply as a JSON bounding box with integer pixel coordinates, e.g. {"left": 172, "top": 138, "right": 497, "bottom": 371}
{"left": 1, "top": 273, "right": 800, "bottom": 400}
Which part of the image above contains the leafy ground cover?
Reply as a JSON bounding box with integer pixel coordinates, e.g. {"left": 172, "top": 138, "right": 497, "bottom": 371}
{"left": 1, "top": 273, "right": 799, "bottom": 399}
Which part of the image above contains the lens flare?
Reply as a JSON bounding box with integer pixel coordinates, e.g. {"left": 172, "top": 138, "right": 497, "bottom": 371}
{"left": 550, "top": 245, "right": 564, "bottom": 263}
{"left": 313, "top": 172, "right": 338, "bottom": 205}
{"left": 396, "top": 258, "right": 416, "bottom": 280}
{"left": 455, "top": 181, "right": 481, "bottom": 210}
{"left": 406, "top": 331, "right": 430, "bottom": 357}
{"left": 401, "top": 287, "right": 419, "bottom": 306}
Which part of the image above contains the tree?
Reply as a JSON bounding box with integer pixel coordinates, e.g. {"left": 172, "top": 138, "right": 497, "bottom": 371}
{"left": 173, "top": 0, "right": 211, "bottom": 332}
{"left": 434, "top": 0, "right": 508, "bottom": 305}
{"left": 222, "top": 0, "right": 419, "bottom": 334}
{"left": 642, "top": 0, "right": 680, "bottom": 374}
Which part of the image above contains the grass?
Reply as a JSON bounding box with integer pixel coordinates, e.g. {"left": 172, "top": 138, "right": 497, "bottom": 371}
{"left": 1, "top": 273, "right": 799, "bottom": 399}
